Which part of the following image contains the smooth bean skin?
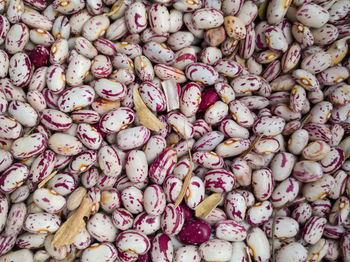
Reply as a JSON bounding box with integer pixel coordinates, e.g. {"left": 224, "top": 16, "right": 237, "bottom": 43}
{"left": 199, "top": 239, "right": 232, "bottom": 261}
{"left": 177, "top": 220, "right": 211, "bottom": 244}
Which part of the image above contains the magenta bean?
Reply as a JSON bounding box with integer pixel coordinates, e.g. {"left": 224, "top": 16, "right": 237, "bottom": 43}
{"left": 177, "top": 219, "right": 211, "bottom": 244}
{"left": 198, "top": 89, "right": 218, "bottom": 113}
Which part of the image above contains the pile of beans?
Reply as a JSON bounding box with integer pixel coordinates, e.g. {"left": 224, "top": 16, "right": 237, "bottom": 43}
{"left": 0, "top": 0, "right": 350, "bottom": 261}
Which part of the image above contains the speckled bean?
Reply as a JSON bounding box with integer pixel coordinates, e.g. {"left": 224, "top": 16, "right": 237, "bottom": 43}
{"left": 81, "top": 242, "right": 117, "bottom": 262}
{"left": 23, "top": 212, "right": 61, "bottom": 234}
{"left": 224, "top": 191, "right": 246, "bottom": 221}
{"left": 302, "top": 216, "right": 327, "bottom": 244}
{"left": 246, "top": 227, "right": 271, "bottom": 262}
{"left": 116, "top": 126, "right": 151, "bottom": 150}
{"left": 116, "top": 230, "right": 150, "bottom": 255}
{"left": 185, "top": 63, "right": 218, "bottom": 86}
{"left": 199, "top": 239, "right": 232, "bottom": 261}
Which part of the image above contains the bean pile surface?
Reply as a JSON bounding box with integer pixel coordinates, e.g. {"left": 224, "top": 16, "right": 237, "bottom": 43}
{"left": 0, "top": 0, "right": 350, "bottom": 261}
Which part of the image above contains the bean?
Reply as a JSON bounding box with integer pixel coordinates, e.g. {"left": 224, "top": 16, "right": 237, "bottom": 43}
{"left": 174, "top": 245, "right": 200, "bottom": 262}
{"left": 87, "top": 213, "right": 118, "bottom": 242}
{"left": 199, "top": 239, "right": 232, "bottom": 261}
{"left": 275, "top": 242, "right": 308, "bottom": 262}
{"left": 0, "top": 0, "right": 349, "bottom": 260}
{"left": 81, "top": 243, "right": 117, "bottom": 262}
{"left": 246, "top": 227, "right": 271, "bottom": 262}
{"left": 116, "top": 230, "right": 150, "bottom": 255}
{"left": 296, "top": 3, "right": 329, "bottom": 28}
{"left": 24, "top": 212, "right": 61, "bottom": 234}
{"left": 161, "top": 203, "right": 184, "bottom": 236}
{"left": 246, "top": 201, "right": 273, "bottom": 226}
